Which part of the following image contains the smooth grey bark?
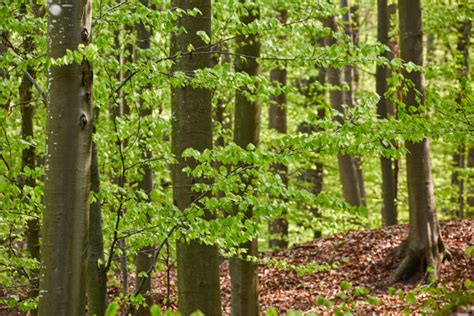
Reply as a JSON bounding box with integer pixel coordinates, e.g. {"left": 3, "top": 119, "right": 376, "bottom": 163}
{"left": 170, "top": 1, "right": 221, "bottom": 315}
{"left": 324, "top": 16, "right": 362, "bottom": 207}
{"left": 390, "top": 0, "right": 444, "bottom": 283}
{"left": 134, "top": 4, "right": 155, "bottom": 313}
{"left": 376, "top": 0, "right": 398, "bottom": 226}
{"left": 230, "top": 3, "right": 260, "bottom": 316}
{"left": 39, "top": 0, "right": 93, "bottom": 314}
{"left": 268, "top": 10, "right": 288, "bottom": 250}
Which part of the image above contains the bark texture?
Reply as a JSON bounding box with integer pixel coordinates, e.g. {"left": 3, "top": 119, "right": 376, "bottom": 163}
{"left": 324, "top": 16, "right": 362, "bottom": 207}
{"left": 39, "top": 0, "right": 93, "bottom": 314}
{"left": 391, "top": 0, "right": 444, "bottom": 283}
{"left": 376, "top": 0, "right": 398, "bottom": 226}
{"left": 230, "top": 3, "right": 261, "bottom": 315}
{"left": 171, "top": 1, "right": 221, "bottom": 315}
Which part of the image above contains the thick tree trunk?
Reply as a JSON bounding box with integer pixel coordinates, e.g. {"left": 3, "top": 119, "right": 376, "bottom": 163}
{"left": 170, "top": 1, "right": 221, "bottom": 315}
{"left": 39, "top": 0, "right": 93, "bottom": 314}
{"left": 377, "top": 0, "right": 398, "bottom": 226}
{"left": 324, "top": 17, "right": 362, "bottom": 207}
{"left": 230, "top": 3, "right": 260, "bottom": 315}
{"left": 391, "top": 0, "right": 444, "bottom": 283}
{"left": 268, "top": 10, "right": 289, "bottom": 250}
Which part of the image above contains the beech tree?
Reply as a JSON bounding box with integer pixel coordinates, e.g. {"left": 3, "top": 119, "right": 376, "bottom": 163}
{"left": 376, "top": 0, "right": 398, "bottom": 226}
{"left": 39, "top": 0, "right": 93, "bottom": 314}
{"left": 268, "top": 9, "right": 289, "bottom": 250}
{"left": 170, "top": 1, "right": 221, "bottom": 315}
{"left": 230, "top": 2, "right": 261, "bottom": 315}
{"left": 391, "top": 0, "right": 444, "bottom": 282}
{"left": 324, "top": 16, "right": 362, "bottom": 207}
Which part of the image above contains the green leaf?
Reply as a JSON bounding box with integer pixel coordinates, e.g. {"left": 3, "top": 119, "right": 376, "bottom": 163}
{"left": 105, "top": 302, "right": 120, "bottom": 316}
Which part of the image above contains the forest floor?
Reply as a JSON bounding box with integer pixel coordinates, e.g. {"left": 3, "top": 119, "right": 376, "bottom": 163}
{"left": 1, "top": 220, "right": 473, "bottom": 315}
{"left": 147, "top": 219, "right": 474, "bottom": 314}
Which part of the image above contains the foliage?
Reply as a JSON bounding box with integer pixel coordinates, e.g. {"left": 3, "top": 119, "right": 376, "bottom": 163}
{"left": 0, "top": 0, "right": 472, "bottom": 313}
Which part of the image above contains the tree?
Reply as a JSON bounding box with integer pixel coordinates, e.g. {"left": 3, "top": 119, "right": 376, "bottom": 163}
{"left": 135, "top": 0, "right": 156, "bottom": 312}
{"left": 324, "top": 16, "right": 362, "bottom": 207}
{"left": 170, "top": 1, "right": 222, "bottom": 315}
{"left": 268, "top": 9, "right": 289, "bottom": 250}
{"left": 38, "top": 0, "right": 93, "bottom": 314}
{"left": 230, "top": 2, "right": 261, "bottom": 315}
{"left": 340, "top": 0, "right": 367, "bottom": 207}
{"left": 390, "top": 0, "right": 444, "bottom": 283}
{"left": 87, "top": 127, "right": 107, "bottom": 316}
{"left": 451, "top": 12, "right": 471, "bottom": 219}
{"left": 376, "top": 0, "right": 398, "bottom": 226}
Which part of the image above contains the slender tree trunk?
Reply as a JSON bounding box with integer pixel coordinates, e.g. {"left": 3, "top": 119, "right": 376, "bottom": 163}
{"left": 111, "top": 26, "right": 130, "bottom": 295}
{"left": 19, "top": 66, "right": 40, "bottom": 316}
{"left": 171, "top": 1, "right": 221, "bottom": 315}
{"left": 467, "top": 148, "right": 474, "bottom": 210}
{"left": 298, "top": 47, "right": 326, "bottom": 239}
{"left": 39, "top": 0, "right": 93, "bottom": 314}
{"left": 340, "top": 0, "right": 366, "bottom": 207}
{"left": 230, "top": 3, "right": 260, "bottom": 315}
{"left": 390, "top": 0, "right": 444, "bottom": 283}
{"left": 377, "top": 0, "right": 398, "bottom": 226}
{"left": 268, "top": 10, "right": 288, "bottom": 250}
{"left": 19, "top": 67, "right": 40, "bottom": 262}
{"left": 451, "top": 18, "right": 471, "bottom": 219}
{"left": 1, "top": 32, "right": 10, "bottom": 111}
{"left": 135, "top": 4, "right": 155, "bottom": 312}
{"left": 87, "top": 138, "right": 107, "bottom": 316}
{"left": 324, "top": 16, "right": 362, "bottom": 207}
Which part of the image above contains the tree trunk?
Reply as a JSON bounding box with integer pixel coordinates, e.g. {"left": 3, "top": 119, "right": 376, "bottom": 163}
{"left": 451, "top": 18, "right": 471, "bottom": 219}
{"left": 390, "top": 0, "right": 444, "bottom": 283}
{"left": 134, "top": 3, "right": 155, "bottom": 312}
{"left": 298, "top": 49, "right": 326, "bottom": 239}
{"left": 268, "top": 10, "right": 288, "bottom": 250}
{"left": 340, "top": 0, "right": 366, "bottom": 208}
{"left": 87, "top": 139, "right": 107, "bottom": 316}
{"left": 230, "top": 3, "right": 261, "bottom": 315}
{"left": 19, "top": 66, "right": 40, "bottom": 316}
{"left": 324, "top": 16, "right": 362, "bottom": 207}
{"left": 376, "top": 0, "right": 398, "bottom": 226}
{"left": 39, "top": 0, "right": 93, "bottom": 314}
{"left": 467, "top": 148, "right": 474, "bottom": 210}
{"left": 170, "top": 1, "right": 221, "bottom": 315}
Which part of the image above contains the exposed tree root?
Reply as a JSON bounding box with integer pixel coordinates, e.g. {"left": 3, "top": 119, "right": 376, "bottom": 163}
{"left": 389, "top": 241, "right": 444, "bottom": 285}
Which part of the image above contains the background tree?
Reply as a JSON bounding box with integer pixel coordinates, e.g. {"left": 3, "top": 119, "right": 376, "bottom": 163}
{"left": 376, "top": 0, "right": 398, "bottom": 226}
